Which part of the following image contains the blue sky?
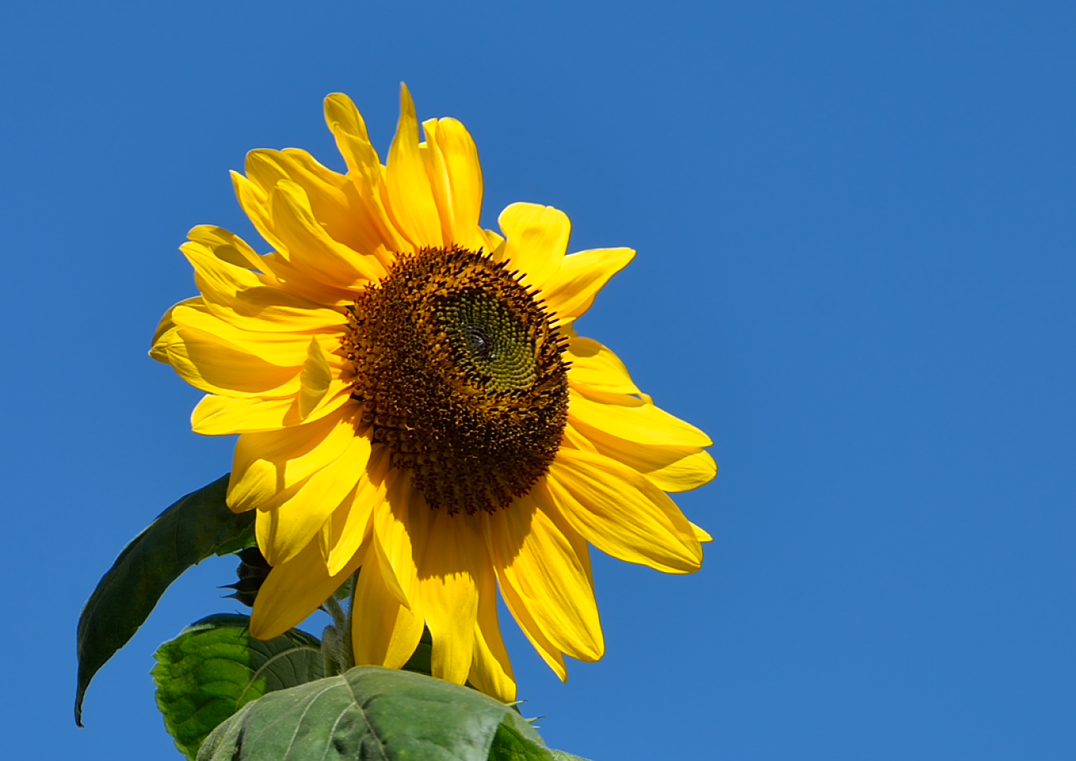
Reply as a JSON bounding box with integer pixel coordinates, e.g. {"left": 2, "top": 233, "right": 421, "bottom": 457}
{"left": 2, "top": 1, "right": 1074, "bottom": 758}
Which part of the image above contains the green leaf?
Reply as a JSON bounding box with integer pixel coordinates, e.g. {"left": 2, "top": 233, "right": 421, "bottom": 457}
{"left": 551, "top": 752, "right": 594, "bottom": 761}
{"left": 153, "top": 613, "right": 324, "bottom": 760}
{"left": 488, "top": 719, "right": 556, "bottom": 761}
{"left": 199, "top": 666, "right": 553, "bottom": 761}
{"left": 75, "top": 475, "right": 254, "bottom": 725}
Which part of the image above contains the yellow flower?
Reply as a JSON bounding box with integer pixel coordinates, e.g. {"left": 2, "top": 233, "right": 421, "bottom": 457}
{"left": 151, "top": 86, "right": 716, "bottom": 702}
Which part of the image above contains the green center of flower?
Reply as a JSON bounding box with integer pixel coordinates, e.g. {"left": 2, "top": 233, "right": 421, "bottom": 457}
{"left": 344, "top": 246, "right": 569, "bottom": 515}
{"left": 437, "top": 290, "right": 538, "bottom": 393}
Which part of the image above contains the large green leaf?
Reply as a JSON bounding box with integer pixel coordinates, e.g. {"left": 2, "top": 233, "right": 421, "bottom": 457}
{"left": 153, "top": 613, "right": 324, "bottom": 760}
{"left": 75, "top": 475, "right": 254, "bottom": 725}
{"left": 199, "top": 666, "right": 555, "bottom": 761}
{"left": 487, "top": 719, "right": 556, "bottom": 761}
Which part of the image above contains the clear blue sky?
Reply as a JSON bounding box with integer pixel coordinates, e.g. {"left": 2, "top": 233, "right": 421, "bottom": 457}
{"left": 2, "top": 1, "right": 1074, "bottom": 758}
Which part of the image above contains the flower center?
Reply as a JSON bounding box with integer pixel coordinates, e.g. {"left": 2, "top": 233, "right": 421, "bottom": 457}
{"left": 344, "top": 246, "right": 569, "bottom": 514}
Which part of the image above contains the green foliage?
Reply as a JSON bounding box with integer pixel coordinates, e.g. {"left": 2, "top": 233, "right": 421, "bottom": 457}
{"left": 488, "top": 719, "right": 556, "bottom": 761}
{"left": 221, "top": 547, "right": 270, "bottom": 607}
{"left": 74, "top": 477, "right": 593, "bottom": 761}
{"left": 198, "top": 666, "right": 553, "bottom": 761}
{"left": 153, "top": 614, "right": 324, "bottom": 760}
{"left": 75, "top": 475, "right": 254, "bottom": 725}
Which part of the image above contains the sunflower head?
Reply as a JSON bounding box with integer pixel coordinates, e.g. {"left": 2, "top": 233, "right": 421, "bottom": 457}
{"left": 344, "top": 245, "right": 569, "bottom": 515}
{"left": 151, "top": 85, "right": 716, "bottom": 704}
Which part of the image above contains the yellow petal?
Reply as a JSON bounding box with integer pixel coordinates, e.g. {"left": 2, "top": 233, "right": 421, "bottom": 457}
{"left": 269, "top": 180, "right": 385, "bottom": 286}
{"left": 228, "top": 410, "right": 359, "bottom": 513}
{"left": 567, "top": 422, "right": 717, "bottom": 493}
{"left": 554, "top": 493, "right": 595, "bottom": 587}
{"left": 151, "top": 297, "right": 202, "bottom": 350}
{"left": 325, "top": 445, "right": 392, "bottom": 575}
{"left": 180, "top": 239, "right": 261, "bottom": 300}
{"left": 199, "top": 286, "right": 348, "bottom": 335}
{"left": 250, "top": 534, "right": 366, "bottom": 640}
{"left": 172, "top": 303, "right": 313, "bottom": 367}
{"left": 373, "top": 472, "right": 428, "bottom": 610}
{"left": 692, "top": 522, "right": 713, "bottom": 543}
{"left": 490, "top": 533, "right": 568, "bottom": 682}
{"left": 417, "top": 510, "right": 482, "bottom": 685}
{"left": 569, "top": 388, "right": 712, "bottom": 448}
{"left": 384, "top": 84, "right": 442, "bottom": 248}
{"left": 467, "top": 561, "right": 516, "bottom": 703}
{"left": 616, "top": 445, "right": 716, "bottom": 494}
{"left": 246, "top": 150, "right": 348, "bottom": 229}
{"left": 566, "top": 336, "right": 640, "bottom": 395}
{"left": 187, "top": 225, "right": 272, "bottom": 276}
{"left": 488, "top": 492, "right": 603, "bottom": 662}
{"left": 324, "top": 93, "right": 379, "bottom": 178}
{"left": 351, "top": 540, "right": 425, "bottom": 669}
{"left": 251, "top": 147, "right": 399, "bottom": 272}
{"left": 482, "top": 228, "right": 506, "bottom": 259}
{"left": 423, "top": 117, "right": 485, "bottom": 250}
{"left": 253, "top": 252, "right": 359, "bottom": 308}
{"left": 544, "top": 448, "right": 703, "bottom": 574}
{"left": 231, "top": 170, "right": 285, "bottom": 254}
{"left": 298, "top": 337, "right": 333, "bottom": 419}
{"left": 190, "top": 386, "right": 352, "bottom": 435}
{"left": 324, "top": 93, "right": 408, "bottom": 258}
{"left": 541, "top": 247, "right": 635, "bottom": 324}
{"left": 561, "top": 421, "right": 598, "bottom": 453}
{"left": 498, "top": 203, "right": 571, "bottom": 290}
{"left": 181, "top": 235, "right": 347, "bottom": 331}
{"left": 170, "top": 301, "right": 348, "bottom": 384}
{"left": 253, "top": 430, "right": 370, "bottom": 566}
{"left": 151, "top": 323, "right": 300, "bottom": 398}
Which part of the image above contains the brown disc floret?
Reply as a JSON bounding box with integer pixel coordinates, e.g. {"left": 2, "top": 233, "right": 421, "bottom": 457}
{"left": 343, "top": 246, "right": 569, "bottom": 514}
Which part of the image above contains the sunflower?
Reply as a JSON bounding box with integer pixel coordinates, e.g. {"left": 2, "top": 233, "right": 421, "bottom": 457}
{"left": 151, "top": 85, "right": 716, "bottom": 702}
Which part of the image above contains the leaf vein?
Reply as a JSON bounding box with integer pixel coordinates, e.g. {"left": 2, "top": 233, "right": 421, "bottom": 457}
{"left": 345, "top": 675, "right": 390, "bottom": 761}
{"left": 235, "top": 645, "right": 321, "bottom": 706}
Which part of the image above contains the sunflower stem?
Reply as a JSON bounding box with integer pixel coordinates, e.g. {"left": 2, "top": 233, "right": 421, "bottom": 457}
{"left": 322, "top": 634, "right": 336, "bottom": 678}
{"left": 324, "top": 595, "right": 347, "bottom": 631}
{"left": 320, "top": 592, "right": 353, "bottom": 676}
{"left": 344, "top": 569, "right": 360, "bottom": 667}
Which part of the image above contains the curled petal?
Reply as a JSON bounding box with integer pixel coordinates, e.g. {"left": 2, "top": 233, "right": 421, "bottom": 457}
{"left": 250, "top": 535, "right": 366, "bottom": 640}
{"left": 545, "top": 448, "right": 703, "bottom": 574}
{"left": 569, "top": 388, "right": 712, "bottom": 448}
{"left": 351, "top": 540, "right": 425, "bottom": 669}
{"left": 541, "top": 247, "right": 635, "bottom": 324}
{"left": 566, "top": 336, "right": 640, "bottom": 396}
{"left": 566, "top": 422, "right": 716, "bottom": 494}
{"left": 498, "top": 203, "right": 570, "bottom": 289}
{"left": 251, "top": 431, "right": 370, "bottom": 566}
{"left": 385, "top": 84, "right": 442, "bottom": 249}
{"left": 424, "top": 117, "right": 485, "bottom": 251}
